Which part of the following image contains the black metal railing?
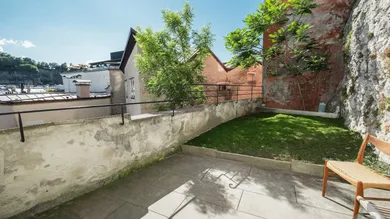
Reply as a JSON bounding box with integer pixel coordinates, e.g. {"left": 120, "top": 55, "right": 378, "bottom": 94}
{"left": 0, "top": 84, "right": 262, "bottom": 142}
{"left": 183, "top": 83, "right": 262, "bottom": 105}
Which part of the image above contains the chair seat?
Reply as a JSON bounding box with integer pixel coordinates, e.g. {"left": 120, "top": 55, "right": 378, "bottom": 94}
{"left": 327, "top": 161, "right": 390, "bottom": 189}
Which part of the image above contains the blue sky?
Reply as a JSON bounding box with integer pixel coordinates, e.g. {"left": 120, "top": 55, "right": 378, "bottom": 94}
{"left": 0, "top": 0, "right": 262, "bottom": 64}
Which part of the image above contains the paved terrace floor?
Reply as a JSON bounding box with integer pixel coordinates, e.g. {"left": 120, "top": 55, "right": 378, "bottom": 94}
{"left": 31, "top": 153, "right": 389, "bottom": 219}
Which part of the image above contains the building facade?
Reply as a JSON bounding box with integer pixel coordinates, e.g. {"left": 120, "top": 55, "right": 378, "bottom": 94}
{"left": 119, "top": 28, "right": 263, "bottom": 115}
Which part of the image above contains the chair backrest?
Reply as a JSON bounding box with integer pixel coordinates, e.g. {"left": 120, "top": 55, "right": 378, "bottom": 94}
{"left": 357, "top": 133, "right": 390, "bottom": 164}
{"left": 369, "top": 135, "right": 390, "bottom": 155}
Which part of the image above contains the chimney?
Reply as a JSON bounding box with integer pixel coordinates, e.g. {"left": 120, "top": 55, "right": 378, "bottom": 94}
{"left": 73, "top": 80, "right": 91, "bottom": 98}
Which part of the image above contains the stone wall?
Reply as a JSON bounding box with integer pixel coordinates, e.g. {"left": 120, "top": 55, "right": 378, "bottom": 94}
{"left": 0, "top": 99, "right": 262, "bottom": 219}
{"left": 341, "top": 0, "right": 390, "bottom": 140}
{"left": 263, "top": 0, "right": 354, "bottom": 111}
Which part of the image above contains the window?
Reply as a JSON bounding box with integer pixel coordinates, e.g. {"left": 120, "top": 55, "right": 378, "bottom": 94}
{"left": 130, "top": 78, "right": 135, "bottom": 99}
{"left": 218, "top": 85, "right": 227, "bottom": 91}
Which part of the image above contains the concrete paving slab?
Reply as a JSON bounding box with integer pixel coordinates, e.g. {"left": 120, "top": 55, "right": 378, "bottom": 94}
{"left": 362, "top": 188, "right": 390, "bottom": 209}
{"left": 174, "top": 177, "right": 243, "bottom": 209}
{"left": 238, "top": 190, "right": 306, "bottom": 219}
{"left": 293, "top": 176, "right": 356, "bottom": 214}
{"left": 235, "top": 167, "right": 296, "bottom": 200}
{"left": 102, "top": 181, "right": 170, "bottom": 209}
{"left": 30, "top": 153, "right": 370, "bottom": 219}
{"left": 148, "top": 191, "right": 188, "bottom": 217}
{"left": 172, "top": 198, "right": 262, "bottom": 219}
{"left": 140, "top": 211, "right": 167, "bottom": 219}
{"left": 32, "top": 208, "right": 81, "bottom": 219}
{"left": 201, "top": 159, "right": 251, "bottom": 183}
{"left": 166, "top": 155, "right": 211, "bottom": 178}
{"left": 151, "top": 172, "right": 197, "bottom": 191}
{"left": 123, "top": 165, "right": 167, "bottom": 185}
{"left": 105, "top": 203, "right": 147, "bottom": 219}
{"left": 64, "top": 191, "right": 125, "bottom": 219}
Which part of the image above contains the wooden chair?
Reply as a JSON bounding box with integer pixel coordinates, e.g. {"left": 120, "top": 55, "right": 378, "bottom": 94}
{"left": 322, "top": 133, "right": 390, "bottom": 219}
{"left": 357, "top": 196, "right": 387, "bottom": 219}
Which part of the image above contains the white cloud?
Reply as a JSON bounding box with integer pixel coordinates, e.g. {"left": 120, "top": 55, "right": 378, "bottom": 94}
{"left": 85, "top": 60, "right": 97, "bottom": 65}
{"left": 0, "top": 38, "right": 36, "bottom": 52}
{"left": 0, "top": 39, "right": 17, "bottom": 46}
{"left": 21, "top": 40, "right": 36, "bottom": 48}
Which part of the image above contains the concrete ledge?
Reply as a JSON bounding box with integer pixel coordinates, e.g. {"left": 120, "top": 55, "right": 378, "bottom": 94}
{"left": 217, "top": 151, "right": 291, "bottom": 171}
{"left": 259, "top": 107, "right": 339, "bottom": 118}
{"left": 182, "top": 145, "right": 324, "bottom": 176}
{"left": 291, "top": 161, "right": 323, "bottom": 176}
{"left": 182, "top": 145, "right": 218, "bottom": 157}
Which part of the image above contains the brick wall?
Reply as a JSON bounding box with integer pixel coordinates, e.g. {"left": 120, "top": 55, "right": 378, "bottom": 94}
{"left": 263, "top": 0, "right": 354, "bottom": 111}
{"left": 201, "top": 54, "right": 263, "bottom": 102}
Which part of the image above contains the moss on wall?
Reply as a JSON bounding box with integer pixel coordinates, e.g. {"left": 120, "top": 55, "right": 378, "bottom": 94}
{"left": 344, "top": 30, "right": 353, "bottom": 58}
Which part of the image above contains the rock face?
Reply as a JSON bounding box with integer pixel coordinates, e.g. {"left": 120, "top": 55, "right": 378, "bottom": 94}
{"left": 341, "top": 0, "right": 390, "bottom": 140}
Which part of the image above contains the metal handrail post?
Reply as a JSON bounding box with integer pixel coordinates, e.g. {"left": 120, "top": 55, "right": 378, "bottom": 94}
{"left": 18, "top": 113, "right": 25, "bottom": 142}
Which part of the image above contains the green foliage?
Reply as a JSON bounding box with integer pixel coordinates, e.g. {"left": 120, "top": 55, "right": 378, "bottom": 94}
{"left": 344, "top": 30, "right": 353, "bottom": 56}
{"left": 135, "top": 2, "right": 214, "bottom": 104}
{"left": 367, "top": 32, "right": 374, "bottom": 40}
{"left": 225, "top": 0, "right": 328, "bottom": 76}
{"left": 305, "top": 55, "right": 329, "bottom": 72}
{"left": 364, "top": 150, "right": 390, "bottom": 177}
{"left": 19, "top": 64, "right": 39, "bottom": 74}
{"left": 0, "top": 52, "right": 66, "bottom": 85}
{"left": 187, "top": 113, "right": 362, "bottom": 164}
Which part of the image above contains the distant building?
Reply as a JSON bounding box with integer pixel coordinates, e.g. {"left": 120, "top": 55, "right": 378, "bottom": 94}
{"left": 0, "top": 92, "right": 110, "bottom": 130}
{"left": 60, "top": 51, "right": 124, "bottom": 93}
{"left": 119, "top": 28, "right": 159, "bottom": 115}
{"left": 119, "top": 28, "right": 263, "bottom": 115}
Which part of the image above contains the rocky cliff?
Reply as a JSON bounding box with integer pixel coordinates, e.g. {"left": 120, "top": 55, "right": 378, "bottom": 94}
{"left": 341, "top": 0, "right": 390, "bottom": 140}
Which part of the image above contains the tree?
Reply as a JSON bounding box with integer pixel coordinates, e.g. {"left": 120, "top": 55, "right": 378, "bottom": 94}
{"left": 225, "top": 0, "right": 328, "bottom": 109}
{"left": 18, "top": 64, "right": 39, "bottom": 74}
{"left": 135, "top": 2, "right": 214, "bottom": 105}
{"left": 0, "top": 53, "right": 64, "bottom": 85}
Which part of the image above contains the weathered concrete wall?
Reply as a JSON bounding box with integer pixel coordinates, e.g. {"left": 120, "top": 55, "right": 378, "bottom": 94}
{"left": 0, "top": 97, "right": 111, "bottom": 130}
{"left": 263, "top": 0, "right": 354, "bottom": 111}
{"left": 0, "top": 99, "right": 262, "bottom": 219}
{"left": 341, "top": 0, "right": 390, "bottom": 140}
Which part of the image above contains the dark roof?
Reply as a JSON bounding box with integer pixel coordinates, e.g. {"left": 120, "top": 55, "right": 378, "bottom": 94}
{"left": 119, "top": 28, "right": 137, "bottom": 72}
{"left": 110, "top": 51, "right": 124, "bottom": 60}
{"left": 89, "top": 51, "right": 124, "bottom": 66}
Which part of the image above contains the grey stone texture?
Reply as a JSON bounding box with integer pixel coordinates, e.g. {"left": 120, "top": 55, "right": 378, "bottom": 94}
{"left": 342, "top": 0, "right": 390, "bottom": 140}
{"left": 28, "top": 153, "right": 385, "bottom": 219}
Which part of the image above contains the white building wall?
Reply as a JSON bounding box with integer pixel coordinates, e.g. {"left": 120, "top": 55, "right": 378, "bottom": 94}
{"left": 124, "top": 44, "right": 141, "bottom": 115}
{"left": 61, "top": 70, "right": 110, "bottom": 93}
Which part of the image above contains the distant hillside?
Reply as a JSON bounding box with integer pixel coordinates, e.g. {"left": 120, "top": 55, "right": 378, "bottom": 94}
{"left": 0, "top": 52, "right": 66, "bottom": 85}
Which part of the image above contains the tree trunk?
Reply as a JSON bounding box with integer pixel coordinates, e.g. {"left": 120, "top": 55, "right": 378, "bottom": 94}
{"left": 296, "top": 79, "right": 306, "bottom": 110}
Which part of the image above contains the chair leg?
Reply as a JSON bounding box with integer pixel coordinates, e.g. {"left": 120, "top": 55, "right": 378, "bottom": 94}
{"left": 353, "top": 182, "right": 363, "bottom": 219}
{"left": 322, "top": 160, "right": 329, "bottom": 197}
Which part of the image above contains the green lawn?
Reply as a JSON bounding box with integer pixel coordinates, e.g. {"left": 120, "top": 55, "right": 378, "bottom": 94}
{"left": 187, "top": 113, "right": 364, "bottom": 164}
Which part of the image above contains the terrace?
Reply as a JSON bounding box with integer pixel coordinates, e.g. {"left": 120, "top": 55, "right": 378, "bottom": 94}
{"left": 30, "top": 153, "right": 388, "bottom": 219}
